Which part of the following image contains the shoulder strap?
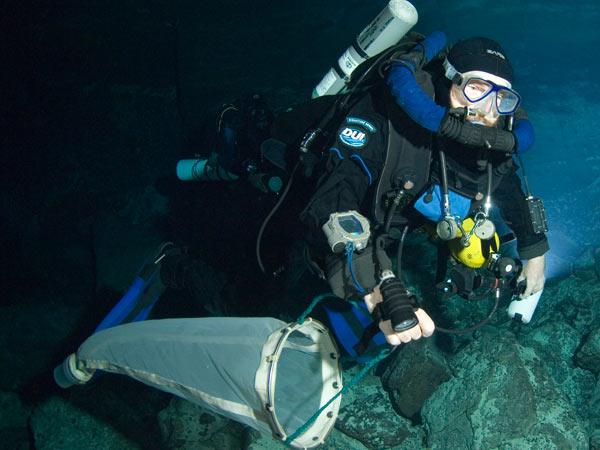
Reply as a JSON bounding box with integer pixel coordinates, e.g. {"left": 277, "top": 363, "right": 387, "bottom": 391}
{"left": 371, "top": 75, "right": 434, "bottom": 227}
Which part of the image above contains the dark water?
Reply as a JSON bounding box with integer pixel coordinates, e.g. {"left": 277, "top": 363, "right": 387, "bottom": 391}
{"left": 2, "top": 1, "right": 599, "bottom": 449}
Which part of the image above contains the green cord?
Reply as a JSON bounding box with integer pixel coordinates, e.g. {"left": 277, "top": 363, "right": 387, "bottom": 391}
{"left": 283, "top": 347, "right": 391, "bottom": 446}
{"left": 284, "top": 293, "right": 391, "bottom": 446}
{"left": 296, "top": 293, "right": 339, "bottom": 324}
{"left": 348, "top": 299, "right": 371, "bottom": 315}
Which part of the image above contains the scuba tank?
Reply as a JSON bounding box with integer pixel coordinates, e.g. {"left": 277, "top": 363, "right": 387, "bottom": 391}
{"left": 177, "top": 157, "right": 239, "bottom": 182}
{"left": 176, "top": 94, "right": 277, "bottom": 187}
{"left": 312, "top": 0, "right": 418, "bottom": 98}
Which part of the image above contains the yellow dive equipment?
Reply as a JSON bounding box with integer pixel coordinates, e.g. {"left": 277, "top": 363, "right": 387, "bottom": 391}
{"left": 449, "top": 217, "right": 499, "bottom": 268}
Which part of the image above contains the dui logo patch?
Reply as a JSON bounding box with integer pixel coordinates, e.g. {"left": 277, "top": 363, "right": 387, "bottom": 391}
{"left": 339, "top": 127, "right": 367, "bottom": 147}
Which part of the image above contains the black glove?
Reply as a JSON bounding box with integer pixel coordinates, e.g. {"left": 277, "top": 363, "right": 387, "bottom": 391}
{"left": 439, "top": 113, "right": 515, "bottom": 153}
{"left": 396, "top": 48, "right": 427, "bottom": 74}
{"left": 371, "top": 277, "right": 420, "bottom": 332}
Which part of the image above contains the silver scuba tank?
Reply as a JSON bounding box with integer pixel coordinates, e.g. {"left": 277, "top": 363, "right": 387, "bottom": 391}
{"left": 312, "top": 0, "right": 418, "bottom": 98}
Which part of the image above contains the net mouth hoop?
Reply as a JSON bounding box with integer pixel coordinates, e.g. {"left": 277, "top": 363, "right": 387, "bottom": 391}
{"left": 256, "top": 318, "right": 343, "bottom": 449}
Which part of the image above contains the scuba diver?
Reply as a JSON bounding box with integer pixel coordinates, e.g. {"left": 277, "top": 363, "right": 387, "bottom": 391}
{"left": 135, "top": 33, "right": 549, "bottom": 358}
{"left": 74, "top": 27, "right": 550, "bottom": 370}
{"left": 298, "top": 34, "right": 549, "bottom": 347}
{"left": 118, "top": 33, "right": 550, "bottom": 355}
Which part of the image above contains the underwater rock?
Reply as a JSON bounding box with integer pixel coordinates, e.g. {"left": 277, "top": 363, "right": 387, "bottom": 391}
{"left": 572, "top": 247, "right": 600, "bottom": 282}
{"left": 515, "top": 272, "right": 599, "bottom": 425}
{"left": 380, "top": 339, "right": 452, "bottom": 421}
{"left": 156, "top": 396, "right": 370, "bottom": 450}
{"left": 31, "top": 395, "right": 140, "bottom": 450}
{"left": 517, "top": 319, "right": 597, "bottom": 426}
{"left": 0, "top": 302, "right": 85, "bottom": 391}
{"left": 421, "top": 328, "right": 588, "bottom": 449}
{"left": 317, "top": 427, "right": 372, "bottom": 450}
{"left": 0, "top": 391, "right": 31, "bottom": 449}
{"left": 533, "top": 273, "right": 600, "bottom": 336}
{"left": 336, "top": 392, "right": 425, "bottom": 450}
{"left": 244, "top": 428, "right": 291, "bottom": 450}
{"left": 157, "top": 398, "right": 246, "bottom": 450}
{"left": 334, "top": 367, "right": 425, "bottom": 450}
{"left": 590, "top": 381, "right": 600, "bottom": 450}
{"left": 0, "top": 390, "right": 30, "bottom": 428}
{"left": 592, "top": 431, "right": 600, "bottom": 450}
{"left": 243, "top": 427, "right": 367, "bottom": 450}
{"left": 574, "top": 326, "right": 600, "bottom": 375}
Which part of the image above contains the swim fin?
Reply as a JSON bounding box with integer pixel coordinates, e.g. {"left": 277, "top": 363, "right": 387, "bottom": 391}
{"left": 94, "top": 242, "right": 182, "bottom": 333}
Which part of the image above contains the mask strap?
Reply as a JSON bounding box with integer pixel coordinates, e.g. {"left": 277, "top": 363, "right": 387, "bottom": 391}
{"left": 443, "top": 57, "right": 464, "bottom": 86}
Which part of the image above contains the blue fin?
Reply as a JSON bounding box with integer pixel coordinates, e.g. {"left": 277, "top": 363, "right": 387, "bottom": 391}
{"left": 94, "top": 262, "right": 164, "bottom": 333}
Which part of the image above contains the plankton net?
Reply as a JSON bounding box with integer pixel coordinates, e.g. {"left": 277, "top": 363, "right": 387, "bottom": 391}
{"left": 55, "top": 316, "right": 342, "bottom": 449}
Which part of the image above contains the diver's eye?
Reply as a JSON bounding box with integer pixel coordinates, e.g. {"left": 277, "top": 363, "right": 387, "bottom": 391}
{"left": 465, "top": 84, "right": 486, "bottom": 96}
{"left": 465, "top": 79, "right": 492, "bottom": 96}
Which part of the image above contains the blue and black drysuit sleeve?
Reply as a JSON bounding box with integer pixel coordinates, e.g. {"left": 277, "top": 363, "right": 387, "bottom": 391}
{"left": 300, "top": 97, "right": 387, "bottom": 298}
{"left": 301, "top": 99, "right": 386, "bottom": 237}
{"left": 493, "top": 169, "right": 549, "bottom": 260}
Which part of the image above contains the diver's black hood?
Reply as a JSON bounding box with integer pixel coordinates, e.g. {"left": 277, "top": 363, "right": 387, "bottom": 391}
{"left": 447, "top": 37, "right": 514, "bottom": 85}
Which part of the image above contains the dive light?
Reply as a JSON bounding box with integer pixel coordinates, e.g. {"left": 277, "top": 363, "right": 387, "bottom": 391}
{"left": 507, "top": 289, "right": 542, "bottom": 324}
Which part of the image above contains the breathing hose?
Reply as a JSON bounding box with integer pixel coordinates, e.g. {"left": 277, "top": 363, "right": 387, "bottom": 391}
{"left": 382, "top": 199, "right": 500, "bottom": 336}
{"left": 256, "top": 162, "right": 299, "bottom": 275}
{"left": 434, "top": 290, "right": 501, "bottom": 335}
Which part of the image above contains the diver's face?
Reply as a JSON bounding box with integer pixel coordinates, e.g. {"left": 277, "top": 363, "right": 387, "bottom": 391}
{"left": 449, "top": 70, "right": 512, "bottom": 127}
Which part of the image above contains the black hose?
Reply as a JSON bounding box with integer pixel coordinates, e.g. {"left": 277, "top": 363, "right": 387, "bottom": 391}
{"left": 487, "top": 162, "right": 493, "bottom": 201}
{"left": 439, "top": 147, "right": 450, "bottom": 205}
{"left": 383, "top": 197, "right": 399, "bottom": 234}
{"left": 396, "top": 225, "right": 409, "bottom": 279}
{"left": 435, "top": 291, "right": 500, "bottom": 335}
{"left": 256, "top": 162, "right": 299, "bottom": 275}
{"left": 375, "top": 235, "right": 393, "bottom": 274}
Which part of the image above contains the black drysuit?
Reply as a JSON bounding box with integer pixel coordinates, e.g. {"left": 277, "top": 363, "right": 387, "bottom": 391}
{"left": 300, "top": 80, "right": 549, "bottom": 298}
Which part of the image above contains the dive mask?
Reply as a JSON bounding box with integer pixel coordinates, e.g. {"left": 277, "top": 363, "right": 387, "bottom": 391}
{"left": 461, "top": 77, "right": 521, "bottom": 115}
{"left": 444, "top": 58, "right": 521, "bottom": 116}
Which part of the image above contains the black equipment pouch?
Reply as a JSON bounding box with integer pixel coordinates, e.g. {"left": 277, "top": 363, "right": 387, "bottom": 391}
{"left": 526, "top": 197, "right": 549, "bottom": 234}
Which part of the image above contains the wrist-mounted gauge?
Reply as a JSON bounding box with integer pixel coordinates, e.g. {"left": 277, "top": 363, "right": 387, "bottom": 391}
{"left": 322, "top": 211, "right": 371, "bottom": 253}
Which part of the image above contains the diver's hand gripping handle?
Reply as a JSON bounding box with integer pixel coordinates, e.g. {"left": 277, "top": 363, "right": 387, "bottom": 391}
{"left": 371, "top": 277, "right": 419, "bottom": 332}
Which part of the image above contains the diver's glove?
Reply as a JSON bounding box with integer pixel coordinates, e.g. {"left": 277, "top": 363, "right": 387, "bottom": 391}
{"left": 364, "top": 275, "right": 435, "bottom": 346}
{"left": 439, "top": 111, "right": 516, "bottom": 153}
{"left": 395, "top": 47, "right": 427, "bottom": 75}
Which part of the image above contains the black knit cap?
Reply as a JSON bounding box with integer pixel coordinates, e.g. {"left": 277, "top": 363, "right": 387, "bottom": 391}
{"left": 447, "top": 37, "right": 514, "bottom": 84}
